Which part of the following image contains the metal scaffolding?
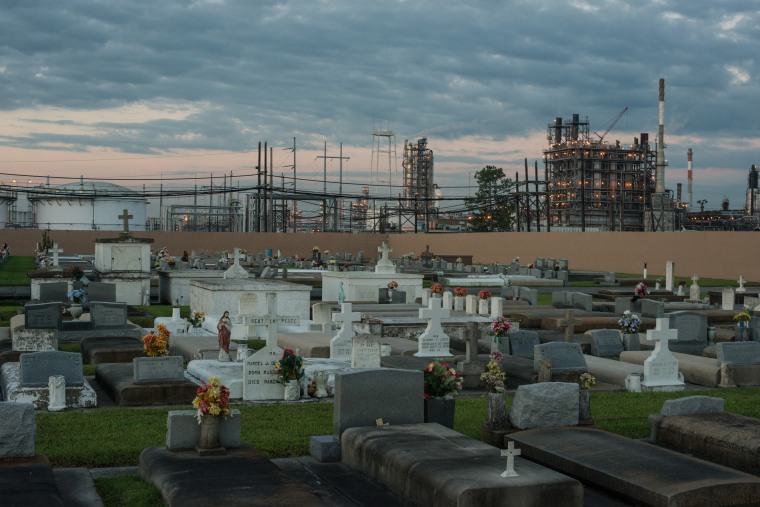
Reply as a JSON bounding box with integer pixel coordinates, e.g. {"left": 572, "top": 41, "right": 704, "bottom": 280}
{"left": 543, "top": 114, "right": 656, "bottom": 231}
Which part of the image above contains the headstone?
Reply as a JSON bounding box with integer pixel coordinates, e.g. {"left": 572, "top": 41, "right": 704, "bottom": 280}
{"left": 331, "top": 303, "right": 362, "bottom": 360}
{"left": 88, "top": 282, "right": 117, "bottom": 302}
{"left": 665, "top": 260, "right": 675, "bottom": 291}
{"left": 38, "top": 282, "right": 69, "bottom": 303}
{"left": 640, "top": 299, "right": 665, "bottom": 319}
{"left": 374, "top": 240, "right": 395, "bottom": 274}
{"left": 642, "top": 318, "right": 683, "bottom": 390}
{"left": 464, "top": 295, "right": 477, "bottom": 314}
{"left": 571, "top": 293, "right": 592, "bottom": 312}
{"left": 558, "top": 309, "right": 581, "bottom": 342}
{"left": 19, "top": 351, "right": 84, "bottom": 387}
{"left": 413, "top": 298, "right": 453, "bottom": 357}
{"left": 737, "top": 275, "right": 746, "bottom": 293}
{"left": 689, "top": 274, "right": 701, "bottom": 301}
{"left": 507, "top": 331, "right": 540, "bottom": 359}
{"left": 24, "top": 303, "right": 63, "bottom": 329}
{"left": 0, "top": 402, "right": 36, "bottom": 457}
{"left": 351, "top": 334, "right": 381, "bottom": 369}
{"left": 659, "top": 396, "right": 724, "bottom": 416}
{"left": 133, "top": 356, "right": 185, "bottom": 383}
{"left": 519, "top": 287, "right": 538, "bottom": 306}
{"left": 243, "top": 345, "right": 284, "bottom": 401}
{"left": 500, "top": 441, "right": 521, "bottom": 478}
{"left": 90, "top": 302, "right": 128, "bottom": 328}
{"left": 533, "top": 342, "right": 587, "bottom": 375}
{"left": 508, "top": 382, "right": 580, "bottom": 430}
{"left": 668, "top": 311, "right": 708, "bottom": 345}
{"left": 716, "top": 342, "right": 760, "bottom": 366}
{"left": 223, "top": 247, "right": 250, "bottom": 279}
{"left": 589, "top": 330, "right": 624, "bottom": 358}
{"left": 50, "top": 243, "right": 63, "bottom": 267}
{"left": 552, "top": 292, "right": 567, "bottom": 308}
{"left": 722, "top": 287, "right": 735, "bottom": 310}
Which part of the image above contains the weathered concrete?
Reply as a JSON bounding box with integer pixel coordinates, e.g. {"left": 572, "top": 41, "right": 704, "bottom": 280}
{"left": 510, "top": 426, "right": 760, "bottom": 507}
{"left": 342, "top": 423, "right": 583, "bottom": 507}
{"left": 584, "top": 354, "right": 644, "bottom": 388}
{"left": 0, "top": 455, "right": 64, "bottom": 507}
{"left": 621, "top": 350, "right": 718, "bottom": 387}
{"left": 80, "top": 336, "right": 144, "bottom": 364}
{"left": 95, "top": 362, "right": 197, "bottom": 407}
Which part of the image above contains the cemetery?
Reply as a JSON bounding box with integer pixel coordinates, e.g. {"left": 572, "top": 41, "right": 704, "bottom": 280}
{"left": 1, "top": 228, "right": 760, "bottom": 506}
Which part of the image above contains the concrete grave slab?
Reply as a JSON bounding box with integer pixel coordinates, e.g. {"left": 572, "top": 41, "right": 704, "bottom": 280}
{"left": 96, "top": 363, "right": 197, "bottom": 407}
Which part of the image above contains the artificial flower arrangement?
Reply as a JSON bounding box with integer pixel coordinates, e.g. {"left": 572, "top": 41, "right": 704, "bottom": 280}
{"left": 329, "top": 259, "right": 337, "bottom": 265}
{"left": 168, "top": 257, "right": 176, "bottom": 267}
{"left": 423, "top": 360, "right": 463, "bottom": 399}
{"left": 67, "top": 288, "right": 87, "bottom": 304}
{"left": 491, "top": 315, "right": 512, "bottom": 344}
{"left": 455, "top": 257, "right": 463, "bottom": 263}
{"left": 158, "top": 246, "right": 169, "bottom": 259}
{"left": 192, "top": 376, "right": 231, "bottom": 423}
{"left": 188, "top": 311, "right": 205, "bottom": 328}
{"left": 454, "top": 287, "right": 468, "bottom": 297}
{"left": 312, "top": 246, "right": 320, "bottom": 252}
{"left": 402, "top": 252, "right": 415, "bottom": 260}
{"left": 734, "top": 312, "right": 751, "bottom": 325}
{"left": 513, "top": 256, "right": 520, "bottom": 263}
{"left": 480, "top": 351, "right": 507, "bottom": 393}
{"left": 430, "top": 283, "right": 445, "bottom": 294}
{"left": 387, "top": 280, "right": 398, "bottom": 290}
{"left": 275, "top": 348, "right": 304, "bottom": 384}
{"left": 633, "top": 282, "right": 649, "bottom": 299}
{"left": 528, "top": 263, "right": 535, "bottom": 269}
{"left": 143, "top": 324, "right": 170, "bottom": 357}
{"left": 578, "top": 372, "right": 596, "bottom": 390}
{"left": 618, "top": 310, "right": 642, "bottom": 334}
{"left": 478, "top": 289, "right": 491, "bottom": 300}
{"left": 69, "top": 265, "right": 84, "bottom": 279}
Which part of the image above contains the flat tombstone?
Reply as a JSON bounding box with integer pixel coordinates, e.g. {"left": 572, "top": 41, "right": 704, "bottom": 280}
{"left": 88, "top": 282, "right": 117, "bottom": 303}
{"left": 24, "top": 303, "right": 63, "bottom": 330}
{"left": 133, "top": 356, "right": 185, "bottom": 383}
{"left": 38, "top": 282, "right": 69, "bottom": 303}
{"left": 721, "top": 288, "right": 735, "bottom": 311}
{"left": 351, "top": 334, "right": 381, "bottom": 368}
{"left": 508, "top": 331, "right": 540, "bottom": 359}
{"left": 589, "top": 330, "right": 624, "bottom": 358}
{"left": 668, "top": 311, "right": 707, "bottom": 343}
{"left": 243, "top": 344, "right": 284, "bottom": 401}
{"left": 533, "top": 342, "right": 587, "bottom": 375}
{"left": 716, "top": 342, "right": 760, "bottom": 366}
{"left": 90, "top": 302, "right": 128, "bottom": 328}
{"left": 19, "top": 351, "right": 84, "bottom": 387}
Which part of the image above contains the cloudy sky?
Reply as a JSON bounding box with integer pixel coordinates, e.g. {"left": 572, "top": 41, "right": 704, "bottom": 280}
{"left": 0, "top": 0, "right": 758, "bottom": 217}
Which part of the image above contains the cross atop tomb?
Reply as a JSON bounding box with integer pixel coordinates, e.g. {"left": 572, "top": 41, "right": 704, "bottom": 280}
{"left": 500, "top": 441, "right": 521, "bottom": 478}
{"left": 559, "top": 309, "right": 581, "bottom": 343}
{"left": 378, "top": 240, "right": 392, "bottom": 261}
{"left": 374, "top": 239, "right": 396, "bottom": 274}
{"left": 691, "top": 274, "right": 700, "bottom": 286}
{"left": 49, "top": 243, "right": 63, "bottom": 267}
{"left": 240, "top": 293, "right": 300, "bottom": 348}
{"left": 233, "top": 247, "right": 246, "bottom": 266}
{"left": 414, "top": 297, "right": 453, "bottom": 357}
{"left": 332, "top": 303, "right": 361, "bottom": 336}
{"left": 419, "top": 297, "right": 450, "bottom": 331}
{"left": 646, "top": 317, "right": 678, "bottom": 350}
{"left": 118, "top": 209, "right": 133, "bottom": 234}
{"left": 330, "top": 303, "right": 362, "bottom": 360}
{"left": 737, "top": 275, "right": 746, "bottom": 293}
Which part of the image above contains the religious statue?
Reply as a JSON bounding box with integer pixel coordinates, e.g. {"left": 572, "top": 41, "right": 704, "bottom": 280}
{"left": 217, "top": 310, "right": 232, "bottom": 362}
{"left": 338, "top": 281, "right": 345, "bottom": 304}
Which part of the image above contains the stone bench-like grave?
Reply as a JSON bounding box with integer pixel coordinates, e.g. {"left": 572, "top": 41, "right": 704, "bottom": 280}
{"left": 96, "top": 355, "right": 197, "bottom": 407}
{"left": 0, "top": 351, "right": 96, "bottom": 410}
{"left": 649, "top": 396, "right": 760, "bottom": 476}
{"left": 509, "top": 425, "right": 760, "bottom": 507}
{"left": 540, "top": 314, "right": 656, "bottom": 334}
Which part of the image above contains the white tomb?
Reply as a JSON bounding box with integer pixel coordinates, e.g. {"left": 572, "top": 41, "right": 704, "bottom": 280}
{"left": 641, "top": 317, "right": 684, "bottom": 392}
{"left": 414, "top": 298, "right": 453, "bottom": 357}
{"left": 190, "top": 279, "right": 311, "bottom": 321}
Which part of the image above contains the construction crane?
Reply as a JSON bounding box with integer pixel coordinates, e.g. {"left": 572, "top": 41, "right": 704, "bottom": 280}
{"left": 594, "top": 106, "right": 628, "bottom": 142}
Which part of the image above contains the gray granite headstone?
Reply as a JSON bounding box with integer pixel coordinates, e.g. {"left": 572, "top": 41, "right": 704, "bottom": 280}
{"left": 508, "top": 331, "right": 540, "bottom": 359}
{"left": 748, "top": 317, "right": 760, "bottom": 341}
{"left": 38, "top": 282, "right": 69, "bottom": 303}
{"left": 660, "top": 396, "right": 724, "bottom": 416}
{"left": 589, "top": 329, "right": 624, "bottom": 358}
{"left": 552, "top": 291, "right": 568, "bottom": 308}
{"left": 90, "top": 302, "right": 128, "bottom": 328}
{"left": 333, "top": 369, "right": 422, "bottom": 436}
{"left": 533, "top": 342, "right": 587, "bottom": 375}
{"left": 508, "top": 382, "right": 579, "bottom": 429}
{"left": 614, "top": 297, "right": 632, "bottom": 315}
{"left": 716, "top": 342, "right": 760, "bottom": 366}
{"left": 19, "top": 351, "right": 84, "bottom": 387}
{"left": 519, "top": 287, "right": 538, "bottom": 305}
{"left": 571, "top": 293, "right": 593, "bottom": 312}
{"left": 0, "top": 402, "right": 36, "bottom": 457}
{"left": 133, "top": 356, "right": 185, "bottom": 383}
{"left": 379, "top": 289, "right": 406, "bottom": 304}
{"left": 88, "top": 282, "right": 117, "bottom": 303}
{"left": 24, "top": 303, "right": 63, "bottom": 330}
{"left": 668, "top": 311, "right": 707, "bottom": 343}
{"left": 640, "top": 299, "right": 665, "bottom": 319}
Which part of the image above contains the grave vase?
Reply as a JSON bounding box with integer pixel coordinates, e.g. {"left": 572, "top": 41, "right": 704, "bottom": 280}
{"left": 454, "top": 296, "right": 465, "bottom": 312}
{"left": 578, "top": 390, "right": 594, "bottom": 425}
{"left": 69, "top": 304, "right": 83, "bottom": 320}
{"left": 707, "top": 327, "right": 717, "bottom": 344}
{"left": 735, "top": 326, "right": 749, "bottom": 342}
{"left": 171, "top": 307, "right": 181, "bottom": 322}
{"left": 284, "top": 380, "right": 300, "bottom": 401}
{"left": 197, "top": 414, "right": 222, "bottom": 451}
{"left": 478, "top": 299, "right": 490, "bottom": 316}
{"left": 424, "top": 396, "right": 455, "bottom": 429}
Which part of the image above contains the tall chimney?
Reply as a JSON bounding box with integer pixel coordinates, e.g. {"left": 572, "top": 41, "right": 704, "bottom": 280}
{"left": 687, "top": 148, "right": 693, "bottom": 211}
{"left": 655, "top": 78, "right": 667, "bottom": 194}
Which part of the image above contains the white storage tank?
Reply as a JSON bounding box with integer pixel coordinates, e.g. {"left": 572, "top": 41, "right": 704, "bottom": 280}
{"left": 31, "top": 181, "right": 147, "bottom": 231}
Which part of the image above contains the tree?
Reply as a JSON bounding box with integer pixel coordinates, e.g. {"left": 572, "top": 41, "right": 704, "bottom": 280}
{"left": 465, "top": 165, "right": 515, "bottom": 232}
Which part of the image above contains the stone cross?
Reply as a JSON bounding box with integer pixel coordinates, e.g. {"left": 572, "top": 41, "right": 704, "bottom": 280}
{"left": 118, "top": 209, "right": 133, "bottom": 233}
{"left": 332, "top": 303, "right": 361, "bottom": 337}
{"left": 558, "top": 309, "right": 581, "bottom": 342}
{"left": 691, "top": 274, "right": 699, "bottom": 285}
{"left": 646, "top": 318, "right": 678, "bottom": 349}
{"left": 737, "top": 275, "right": 746, "bottom": 293}
{"left": 665, "top": 260, "right": 675, "bottom": 292}
{"left": 378, "top": 240, "right": 392, "bottom": 262}
{"left": 49, "top": 243, "right": 63, "bottom": 267}
{"left": 419, "top": 297, "right": 450, "bottom": 333}
{"left": 500, "top": 441, "right": 521, "bottom": 478}
{"left": 330, "top": 302, "right": 362, "bottom": 360}
{"left": 233, "top": 247, "right": 246, "bottom": 266}
{"left": 240, "top": 293, "right": 300, "bottom": 348}
{"left": 464, "top": 322, "right": 480, "bottom": 363}
{"left": 414, "top": 297, "right": 453, "bottom": 357}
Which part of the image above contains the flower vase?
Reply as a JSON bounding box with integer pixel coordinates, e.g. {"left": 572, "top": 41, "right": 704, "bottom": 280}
{"left": 171, "top": 307, "right": 181, "bottom": 322}
{"left": 485, "top": 390, "right": 509, "bottom": 428}
{"left": 69, "top": 304, "right": 83, "bottom": 320}
{"left": 424, "top": 396, "right": 455, "bottom": 429}
{"left": 284, "top": 379, "right": 300, "bottom": 401}
{"left": 454, "top": 296, "right": 465, "bottom": 312}
{"left": 196, "top": 414, "right": 225, "bottom": 455}
{"left": 478, "top": 299, "right": 489, "bottom": 316}
{"left": 735, "top": 326, "right": 749, "bottom": 342}
{"left": 578, "top": 390, "right": 594, "bottom": 425}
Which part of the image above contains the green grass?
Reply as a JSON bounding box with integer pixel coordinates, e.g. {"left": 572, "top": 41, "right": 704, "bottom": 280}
{"left": 94, "top": 475, "right": 166, "bottom": 507}
{"left": 0, "top": 256, "right": 37, "bottom": 285}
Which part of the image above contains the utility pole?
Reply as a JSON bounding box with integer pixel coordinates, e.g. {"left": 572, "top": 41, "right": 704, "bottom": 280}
{"left": 316, "top": 142, "right": 350, "bottom": 231}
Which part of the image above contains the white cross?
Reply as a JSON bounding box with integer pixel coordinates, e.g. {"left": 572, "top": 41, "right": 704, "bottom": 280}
{"left": 378, "top": 240, "right": 392, "bottom": 262}
{"left": 240, "top": 293, "right": 300, "bottom": 348}
{"left": 233, "top": 247, "right": 246, "bottom": 266}
{"left": 332, "top": 303, "right": 361, "bottom": 335}
{"left": 49, "top": 243, "right": 63, "bottom": 267}
{"left": 646, "top": 317, "right": 678, "bottom": 350}
{"left": 500, "top": 441, "right": 521, "bottom": 478}
{"left": 691, "top": 274, "right": 700, "bottom": 285}
{"left": 419, "top": 297, "right": 450, "bottom": 330}
{"left": 738, "top": 275, "right": 746, "bottom": 292}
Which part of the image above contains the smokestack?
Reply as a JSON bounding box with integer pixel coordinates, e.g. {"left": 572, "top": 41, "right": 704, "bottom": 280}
{"left": 655, "top": 78, "right": 667, "bottom": 194}
{"left": 687, "top": 148, "right": 693, "bottom": 211}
